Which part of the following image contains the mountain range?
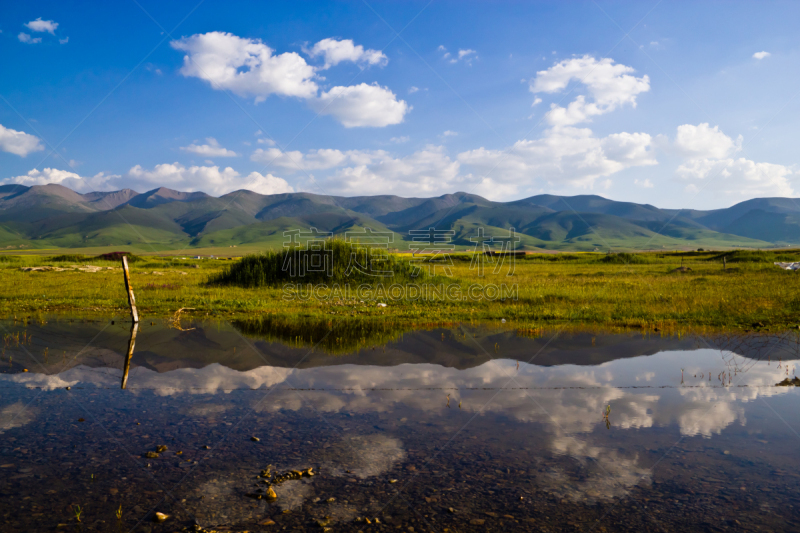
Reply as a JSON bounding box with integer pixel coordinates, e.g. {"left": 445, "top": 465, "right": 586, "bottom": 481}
{"left": 1, "top": 183, "right": 799, "bottom": 252}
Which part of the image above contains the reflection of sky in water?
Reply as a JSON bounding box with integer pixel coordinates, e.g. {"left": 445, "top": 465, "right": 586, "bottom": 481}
{"left": 3, "top": 348, "right": 793, "bottom": 441}
{"left": 3, "top": 343, "right": 798, "bottom": 505}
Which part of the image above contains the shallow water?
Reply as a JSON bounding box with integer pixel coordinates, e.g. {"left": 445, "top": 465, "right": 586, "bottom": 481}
{"left": 2, "top": 318, "right": 800, "bottom": 532}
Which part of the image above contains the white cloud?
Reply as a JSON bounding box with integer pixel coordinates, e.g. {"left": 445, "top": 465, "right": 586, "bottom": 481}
{"left": 454, "top": 49, "right": 477, "bottom": 65}
{"left": 171, "top": 31, "right": 318, "bottom": 101}
{"left": 180, "top": 137, "right": 239, "bottom": 157}
{"left": 59, "top": 36, "right": 69, "bottom": 45}
{"left": 306, "top": 38, "right": 387, "bottom": 69}
{"left": 311, "top": 83, "right": 409, "bottom": 128}
{"left": 0, "top": 124, "right": 44, "bottom": 156}
{"left": 531, "top": 55, "right": 650, "bottom": 126}
{"left": 4, "top": 168, "right": 120, "bottom": 193}
{"left": 25, "top": 18, "right": 58, "bottom": 34}
{"left": 439, "top": 46, "right": 478, "bottom": 65}
{"left": 753, "top": 51, "right": 770, "bottom": 60}
{"left": 171, "top": 32, "right": 408, "bottom": 128}
{"left": 671, "top": 123, "right": 792, "bottom": 197}
{"left": 532, "top": 97, "right": 542, "bottom": 106}
{"left": 442, "top": 130, "right": 458, "bottom": 137}
{"left": 390, "top": 136, "right": 410, "bottom": 144}
{"left": 251, "top": 147, "right": 352, "bottom": 171}
{"left": 18, "top": 33, "right": 42, "bottom": 44}
{"left": 408, "top": 86, "right": 419, "bottom": 94}
{"left": 458, "top": 127, "right": 656, "bottom": 195}
{"left": 127, "top": 162, "right": 293, "bottom": 195}
{"left": 674, "top": 123, "right": 741, "bottom": 159}
{"left": 634, "top": 178, "right": 654, "bottom": 188}
{"left": 325, "top": 146, "right": 461, "bottom": 195}
{"left": 676, "top": 157, "right": 795, "bottom": 197}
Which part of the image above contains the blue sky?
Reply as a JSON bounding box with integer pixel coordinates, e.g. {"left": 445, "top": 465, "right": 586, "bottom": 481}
{"left": 1, "top": 0, "right": 798, "bottom": 209}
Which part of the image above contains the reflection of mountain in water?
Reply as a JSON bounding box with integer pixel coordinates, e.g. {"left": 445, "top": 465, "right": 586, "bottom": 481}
{"left": 2, "top": 318, "right": 799, "bottom": 378}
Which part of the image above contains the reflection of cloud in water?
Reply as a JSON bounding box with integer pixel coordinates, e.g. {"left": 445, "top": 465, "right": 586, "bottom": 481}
{"left": 187, "top": 475, "right": 263, "bottom": 525}
{"left": 0, "top": 364, "right": 292, "bottom": 395}
{"left": 0, "top": 402, "right": 38, "bottom": 433}
{"left": 542, "top": 436, "right": 651, "bottom": 502}
{"left": 317, "top": 434, "right": 407, "bottom": 479}
{"left": 273, "top": 479, "right": 313, "bottom": 511}
{"left": 181, "top": 403, "right": 233, "bottom": 417}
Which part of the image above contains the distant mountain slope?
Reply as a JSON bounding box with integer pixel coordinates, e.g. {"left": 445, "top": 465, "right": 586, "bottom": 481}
{"left": 0, "top": 184, "right": 795, "bottom": 251}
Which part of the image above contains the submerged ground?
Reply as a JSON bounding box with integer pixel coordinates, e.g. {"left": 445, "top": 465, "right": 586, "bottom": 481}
{"left": 1, "top": 319, "right": 799, "bottom": 532}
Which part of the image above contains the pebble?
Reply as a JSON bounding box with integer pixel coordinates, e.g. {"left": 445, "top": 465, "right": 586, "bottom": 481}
{"left": 154, "top": 512, "right": 169, "bottom": 522}
{"left": 251, "top": 436, "right": 260, "bottom": 442}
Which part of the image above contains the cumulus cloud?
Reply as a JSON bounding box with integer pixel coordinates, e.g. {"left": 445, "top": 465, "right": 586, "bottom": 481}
{"left": 171, "top": 31, "right": 318, "bottom": 101}
{"left": 672, "top": 123, "right": 793, "bottom": 197}
{"left": 127, "top": 162, "right": 293, "bottom": 195}
{"left": 676, "top": 157, "right": 795, "bottom": 197}
{"left": 180, "top": 137, "right": 239, "bottom": 157}
{"left": 171, "top": 32, "right": 408, "bottom": 127}
{"left": 4, "top": 168, "right": 121, "bottom": 193}
{"left": 458, "top": 127, "right": 656, "bottom": 195}
{"left": 18, "top": 32, "right": 42, "bottom": 44}
{"left": 674, "top": 123, "right": 741, "bottom": 159}
{"left": 25, "top": 18, "right": 58, "bottom": 34}
{"left": 311, "top": 83, "right": 409, "bottom": 128}
{"left": 753, "top": 51, "right": 770, "bottom": 60}
{"left": 306, "top": 38, "right": 387, "bottom": 69}
{"left": 256, "top": 129, "right": 656, "bottom": 199}
{"left": 251, "top": 147, "right": 352, "bottom": 171}
{"left": 0, "top": 124, "right": 44, "bottom": 156}
{"left": 324, "top": 146, "right": 461, "bottom": 195}
{"left": 531, "top": 55, "right": 650, "bottom": 126}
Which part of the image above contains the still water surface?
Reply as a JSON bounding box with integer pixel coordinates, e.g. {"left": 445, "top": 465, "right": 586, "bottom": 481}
{"left": 1, "top": 318, "right": 800, "bottom": 532}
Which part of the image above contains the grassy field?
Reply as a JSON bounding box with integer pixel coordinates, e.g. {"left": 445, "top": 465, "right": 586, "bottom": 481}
{"left": 0, "top": 249, "right": 799, "bottom": 331}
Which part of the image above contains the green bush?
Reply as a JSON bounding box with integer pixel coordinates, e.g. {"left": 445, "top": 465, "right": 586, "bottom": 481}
{"left": 597, "top": 252, "right": 648, "bottom": 264}
{"left": 209, "top": 239, "right": 429, "bottom": 287}
{"left": 96, "top": 251, "right": 141, "bottom": 263}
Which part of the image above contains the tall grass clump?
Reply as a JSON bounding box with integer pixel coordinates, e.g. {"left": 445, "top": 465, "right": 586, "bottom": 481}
{"left": 233, "top": 315, "right": 415, "bottom": 354}
{"left": 96, "top": 251, "right": 141, "bottom": 262}
{"left": 597, "top": 252, "right": 648, "bottom": 264}
{"left": 709, "top": 249, "right": 800, "bottom": 263}
{"left": 209, "top": 239, "right": 428, "bottom": 287}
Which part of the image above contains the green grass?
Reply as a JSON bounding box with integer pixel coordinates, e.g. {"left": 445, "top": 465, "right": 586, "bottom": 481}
{"left": 209, "top": 239, "right": 428, "bottom": 287}
{"left": 2, "top": 249, "right": 800, "bottom": 331}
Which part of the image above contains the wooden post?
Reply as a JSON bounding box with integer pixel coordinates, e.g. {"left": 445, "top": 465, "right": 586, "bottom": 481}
{"left": 122, "top": 256, "right": 139, "bottom": 323}
{"left": 120, "top": 322, "right": 138, "bottom": 390}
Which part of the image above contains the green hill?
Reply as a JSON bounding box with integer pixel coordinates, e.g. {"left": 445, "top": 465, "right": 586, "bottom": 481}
{"left": 0, "top": 184, "right": 795, "bottom": 252}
